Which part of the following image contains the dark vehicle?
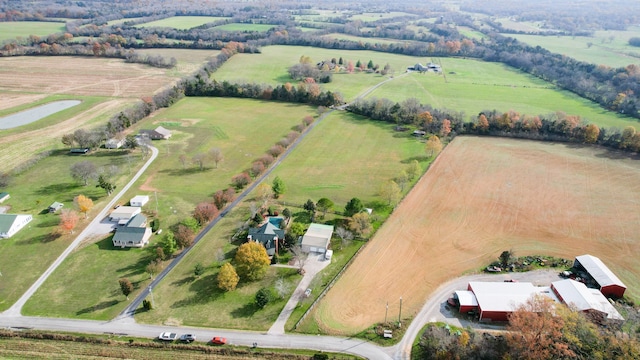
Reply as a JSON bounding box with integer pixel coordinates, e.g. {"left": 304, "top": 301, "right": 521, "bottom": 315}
{"left": 179, "top": 333, "right": 196, "bottom": 343}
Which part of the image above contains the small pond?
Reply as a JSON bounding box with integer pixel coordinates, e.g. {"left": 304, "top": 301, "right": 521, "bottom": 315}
{"left": 0, "top": 100, "right": 82, "bottom": 130}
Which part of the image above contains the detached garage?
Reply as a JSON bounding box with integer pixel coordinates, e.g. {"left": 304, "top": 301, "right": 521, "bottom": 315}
{"left": 300, "top": 223, "right": 333, "bottom": 254}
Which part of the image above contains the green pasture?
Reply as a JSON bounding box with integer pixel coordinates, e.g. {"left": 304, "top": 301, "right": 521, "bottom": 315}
{"left": 494, "top": 17, "right": 547, "bottom": 33}
{"left": 509, "top": 30, "right": 640, "bottom": 68}
{"left": 367, "top": 58, "right": 640, "bottom": 130}
{"left": 266, "top": 110, "right": 428, "bottom": 209}
{"left": 0, "top": 149, "right": 146, "bottom": 312}
{"left": 349, "top": 12, "right": 417, "bottom": 22}
{"left": 211, "top": 23, "right": 275, "bottom": 32}
{"left": 22, "top": 98, "right": 317, "bottom": 319}
{"left": 322, "top": 33, "right": 408, "bottom": 46}
{"left": 213, "top": 45, "right": 439, "bottom": 101}
{"left": 0, "top": 21, "right": 66, "bottom": 42}
{"left": 135, "top": 16, "right": 227, "bottom": 30}
{"left": 457, "top": 26, "right": 487, "bottom": 40}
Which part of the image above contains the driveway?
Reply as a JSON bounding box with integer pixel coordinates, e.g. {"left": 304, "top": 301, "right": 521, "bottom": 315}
{"left": 268, "top": 253, "right": 331, "bottom": 335}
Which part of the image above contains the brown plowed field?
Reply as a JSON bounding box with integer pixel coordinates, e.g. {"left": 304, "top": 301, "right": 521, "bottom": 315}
{"left": 313, "top": 136, "right": 640, "bottom": 335}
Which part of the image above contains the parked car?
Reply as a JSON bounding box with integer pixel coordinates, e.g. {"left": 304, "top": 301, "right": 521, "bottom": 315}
{"left": 179, "top": 333, "right": 196, "bottom": 343}
{"left": 211, "top": 336, "right": 227, "bottom": 345}
{"left": 158, "top": 332, "right": 177, "bottom": 341}
{"left": 304, "top": 288, "right": 312, "bottom": 297}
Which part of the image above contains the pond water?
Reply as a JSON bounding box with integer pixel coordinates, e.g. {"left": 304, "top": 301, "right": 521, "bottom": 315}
{"left": 0, "top": 100, "right": 82, "bottom": 130}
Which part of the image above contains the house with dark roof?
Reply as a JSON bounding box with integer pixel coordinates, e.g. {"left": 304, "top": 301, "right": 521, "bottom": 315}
{"left": 0, "top": 214, "right": 33, "bottom": 239}
{"left": 112, "top": 214, "right": 152, "bottom": 248}
{"left": 140, "top": 126, "right": 172, "bottom": 140}
{"left": 248, "top": 221, "right": 284, "bottom": 256}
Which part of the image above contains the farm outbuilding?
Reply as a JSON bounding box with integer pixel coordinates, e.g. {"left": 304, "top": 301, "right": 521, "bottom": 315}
{"left": 140, "top": 126, "right": 171, "bottom": 140}
{"left": 48, "top": 202, "right": 64, "bottom": 213}
{"left": 466, "top": 281, "right": 558, "bottom": 322}
{"left": 452, "top": 290, "right": 478, "bottom": 313}
{"left": 300, "top": 223, "right": 333, "bottom": 254}
{"left": 130, "top": 195, "right": 150, "bottom": 207}
{"left": 0, "top": 192, "right": 9, "bottom": 203}
{"left": 573, "top": 254, "right": 627, "bottom": 298}
{"left": 551, "top": 279, "right": 623, "bottom": 322}
{"left": 0, "top": 214, "right": 33, "bottom": 239}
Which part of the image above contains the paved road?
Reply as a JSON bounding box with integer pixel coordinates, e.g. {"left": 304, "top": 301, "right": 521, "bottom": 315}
{"left": 2, "top": 145, "right": 159, "bottom": 317}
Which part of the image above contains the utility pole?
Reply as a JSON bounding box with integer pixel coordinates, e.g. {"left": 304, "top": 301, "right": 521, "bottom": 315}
{"left": 398, "top": 297, "right": 403, "bottom": 327}
{"left": 154, "top": 191, "right": 158, "bottom": 213}
{"left": 385, "top": 301, "right": 388, "bottom": 324}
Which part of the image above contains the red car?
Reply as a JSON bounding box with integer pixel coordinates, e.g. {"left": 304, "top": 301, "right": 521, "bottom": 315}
{"left": 211, "top": 336, "right": 227, "bottom": 345}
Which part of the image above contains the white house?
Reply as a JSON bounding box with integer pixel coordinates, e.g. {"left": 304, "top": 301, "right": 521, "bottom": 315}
{"left": 0, "top": 214, "right": 33, "bottom": 238}
{"left": 105, "top": 138, "right": 124, "bottom": 149}
{"left": 130, "top": 195, "right": 150, "bottom": 207}
{"left": 109, "top": 206, "right": 141, "bottom": 224}
{"left": 300, "top": 223, "right": 334, "bottom": 253}
{"left": 112, "top": 214, "right": 152, "bottom": 248}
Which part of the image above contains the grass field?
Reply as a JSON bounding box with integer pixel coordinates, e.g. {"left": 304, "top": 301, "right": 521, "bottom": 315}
{"left": 132, "top": 48, "right": 220, "bottom": 76}
{"left": 367, "top": 58, "right": 640, "bottom": 130}
{"left": 23, "top": 98, "right": 317, "bottom": 319}
{"left": 0, "top": 21, "right": 66, "bottom": 42}
{"left": 211, "top": 23, "right": 275, "bottom": 32}
{"left": 322, "top": 33, "right": 409, "bottom": 46}
{"left": 135, "top": 16, "right": 228, "bottom": 30}
{"left": 0, "top": 149, "right": 146, "bottom": 312}
{"left": 307, "top": 136, "right": 640, "bottom": 335}
{"left": 509, "top": 29, "right": 640, "bottom": 68}
{"left": 349, "top": 12, "right": 417, "bottom": 22}
{"left": 133, "top": 109, "right": 428, "bottom": 330}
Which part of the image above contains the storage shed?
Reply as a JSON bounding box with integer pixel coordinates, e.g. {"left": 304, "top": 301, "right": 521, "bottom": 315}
{"left": 574, "top": 254, "right": 627, "bottom": 298}
{"left": 130, "top": 195, "right": 150, "bottom": 207}
{"left": 0, "top": 192, "right": 9, "bottom": 203}
{"left": 300, "top": 223, "right": 333, "bottom": 254}
{"left": 48, "top": 202, "right": 64, "bottom": 213}
{"left": 109, "top": 206, "right": 141, "bottom": 223}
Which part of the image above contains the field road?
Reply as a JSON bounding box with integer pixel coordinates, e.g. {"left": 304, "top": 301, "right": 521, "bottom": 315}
{"left": 1, "top": 145, "right": 159, "bottom": 317}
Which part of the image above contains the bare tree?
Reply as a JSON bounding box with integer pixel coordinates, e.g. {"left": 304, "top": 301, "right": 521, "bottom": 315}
{"left": 192, "top": 153, "right": 206, "bottom": 171}
{"left": 275, "top": 277, "right": 290, "bottom": 299}
{"left": 209, "top": 147, "right": 223, "bottom": 168}
{"left": 70, "top": 161, "right": 97, "bottom": 186}
{"left": 290, "top": 244, "right": 307, "bottom": 274}
{"left": 179, "top": 154, "right": 188, "bottom": 169}
{"left": 335, "top": 226, "right": 353, "bottom": 249}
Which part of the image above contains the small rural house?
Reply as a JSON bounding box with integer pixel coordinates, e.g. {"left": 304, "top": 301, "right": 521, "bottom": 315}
{"left": 112, "top": 213, "right": 152, "bottom": 248}
{"left": 0, "top": 192, "right": 9, "bottom": 203}
{"left": 105, "top": 138, "right": 124, "bottom": 149}
{"left": 130, "top": 195, "right": 150, "bottom": 207}
{"left": 0, "top": 214, "right": 33, "bottom": 239}
{"left": 573, "top": 254, "right": 627, "bottom": 298}
{"left": 248, "top": 220, "right": 284, "bottom": 256}
{"left": 109, "top": 206, "right": 141, "bottom": 225}
{"left": 300, "top": 223, "right": 334, "bottom": 254}
{"left": 48, "top": 202, "right": 64, "bottom": 213}
{"left": 140, "top": 126, "right": 171, "bottom": 140}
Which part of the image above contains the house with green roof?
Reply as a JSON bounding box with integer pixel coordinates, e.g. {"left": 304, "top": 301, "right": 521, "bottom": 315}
{"left": 0, "top": 214, "right": 33, "bottom": 239}
{"left": 247, "top": 221, "right": 285, "bottom": 256}
{"left": 112, "top": 214, "right": 152, "bottom": 248}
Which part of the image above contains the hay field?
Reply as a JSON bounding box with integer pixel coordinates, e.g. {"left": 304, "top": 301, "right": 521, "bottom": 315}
{"left": 311, "top": 136, "right": 640, "bottom": 334}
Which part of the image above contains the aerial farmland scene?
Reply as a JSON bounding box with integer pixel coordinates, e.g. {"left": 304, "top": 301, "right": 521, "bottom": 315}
{"left": 0, "top": 0, "right": 639, "bottom": 359}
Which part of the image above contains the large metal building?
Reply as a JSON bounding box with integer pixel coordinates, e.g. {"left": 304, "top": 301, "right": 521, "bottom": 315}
{"left": 574, "top": 254, "right": 627, "bottom": 298}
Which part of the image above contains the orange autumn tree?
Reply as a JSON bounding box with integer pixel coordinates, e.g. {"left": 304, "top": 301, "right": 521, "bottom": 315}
{"left": 59, "top": 209, "right": 79, "bottom": 234}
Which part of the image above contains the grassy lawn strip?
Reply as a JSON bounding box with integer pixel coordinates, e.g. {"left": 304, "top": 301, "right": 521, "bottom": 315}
{"left": 24, "top": 98, "right": 316, "bottom": 319}
{"left": 0, "top": 330, "right": 361, "bottom": 359}
{"left": 135, "top": 16, "right": 229, "bottom": 30}
{"left": 0, "top": 21, "right": 66, "bottom": 42}
{"left": 0, "top": 149, "right": 146, "bottom": 312}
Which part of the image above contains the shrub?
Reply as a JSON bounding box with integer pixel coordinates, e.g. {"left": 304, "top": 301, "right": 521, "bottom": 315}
{"left": 255, "top": 287, "right": 273, "bottom": 308}
{"left": 142, "top": 299, "right": 152, "bottom": 310}
{"left": 150, "top": 218, "right": 160, "bottom": 232}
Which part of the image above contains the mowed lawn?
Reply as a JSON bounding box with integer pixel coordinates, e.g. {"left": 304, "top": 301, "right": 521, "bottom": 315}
{"left": 509, "top": 28, "right": 640, "bottom": 68}
{"left": 0, "top": 21, "right": 66, "bottom": 42}
{"left": 135, "top": 16, "right": 228, "bottom": 30}
{"left": 267, "top": 111, "right": 429, "bottom": 208}
{"left": 23, "top": 98, "right": 317, "bottom": 319}
{"left": 0, "top": 149, "right": 145, "bottom": 312}
{"left": 134, "top": 109, "right": 428, "bottom": 330}
{"left": 309, "top": 136, "right": 640, "bottom": 335}
{"left": 213, "top": 45, "right": 434, "bottom": 101}
{"left": 367, "top": 58, "right": 640, "bottom": 130}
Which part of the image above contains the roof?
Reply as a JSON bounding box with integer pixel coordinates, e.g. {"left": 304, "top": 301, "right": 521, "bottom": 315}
{"left": 113, "top": 226, "right": 149, "bottom": 243}
{"left": 154, "top": 126, "right": 171, "bottom": 137}
{"left": 49, "top": 202, "right": 64, "bottom": 209}
{"left": 126, "top": 214, "right": 147, "bottom": 228}
{"left": 301, "top": 223, "right": 334, "bottom": 248}
{"left": 552, "top": 279, "right": 624, "bottom": 320}
{"left": 110, "top": 206, "right": 141, "bottom": 218}
{"left": 454, "top": 290, "right": 478, "bottom": 307}
{"left": 248, "top": 222, "right": 285, "bottom": 245}
{"left": 575, "top": 254, "right": 626, "bottom": 289}
{"left": 468, "top": 282, "right": 558, "bottom": 313}
{"left": 130, "top": 195, "right": 150, "bottom": 204}
{"left": 0, "top": 192, "right": 9, "bottom": 198}
{"left": 0, "top": 214, "right": 19, "bottom": 232}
